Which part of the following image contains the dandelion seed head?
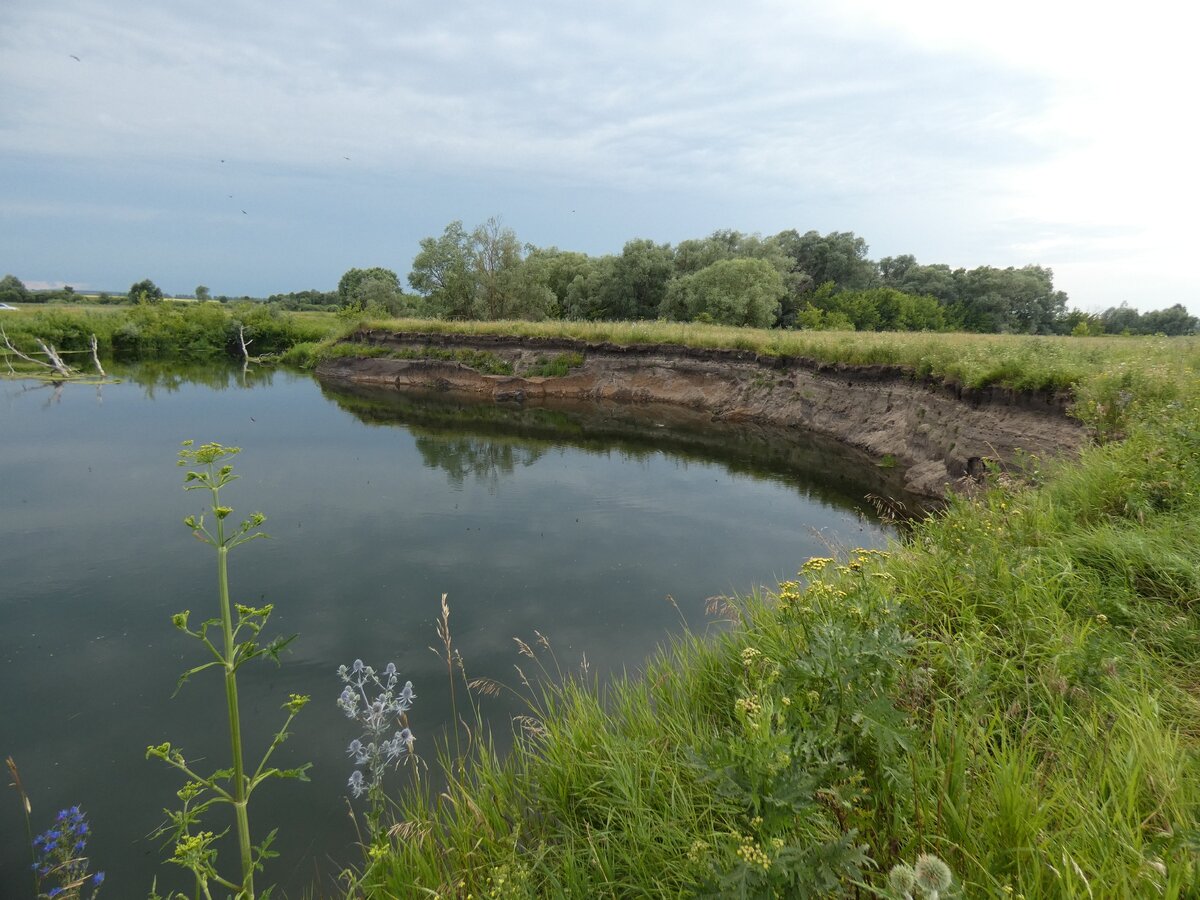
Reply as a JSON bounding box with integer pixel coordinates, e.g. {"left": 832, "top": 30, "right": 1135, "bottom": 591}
{"left": 888, "top": 862, "right": 916, "bottom": 894}
{"left": 914, "top": 853, "right": 952, "bottom": 893}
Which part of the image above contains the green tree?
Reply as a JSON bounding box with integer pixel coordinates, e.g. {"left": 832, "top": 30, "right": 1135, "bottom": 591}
{"left": 337, "top": 267, "right": 401, "bottom": 307}
{"left": 470, "top": 217, "right": 525, "bottom": 320}
{"left": 774, "top": 229, "right": 876, "bottom": 292}
{"left": 129, "top": 278, "right": 164, "bottom": 304}
{"left": 1138, "top": 303, "right": 1198, "bottom": 336}
{"left": 523, "top": 248, "right": 594, "bottom": 319}
{"left": 195, "top": 285, "right": 211, "bottom": 302}
{"left": 591, "top": 239, "right": 674, "bottom": 320}
{"left": 408, "top": 222, "right": 476, "bottom": 319}
{"left": 951, "top": 265, "right": 1066, "bottom": 334}
{"left": 0, "top": 274, "right": 30, "bottom": 304}
{"left": 662, "top": 258, "right": 784, "bottom": 327}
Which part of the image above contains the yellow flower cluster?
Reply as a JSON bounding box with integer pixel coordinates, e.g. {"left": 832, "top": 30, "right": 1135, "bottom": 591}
{"left": 736, "top": 837, "right": 771, "bottom": 872}
{"left": 734, "top": 694, "right": 762, "bottom": 719}
{"left": 776, "top": 580, "right": 802, "bottom": 604}
{"left": 801, "top": 556, "right": 834, "bottom": 574}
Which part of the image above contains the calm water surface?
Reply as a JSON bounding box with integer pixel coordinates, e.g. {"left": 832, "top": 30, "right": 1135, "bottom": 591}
{"left": 0, "top": 364, "right": 906, "bottom": 897}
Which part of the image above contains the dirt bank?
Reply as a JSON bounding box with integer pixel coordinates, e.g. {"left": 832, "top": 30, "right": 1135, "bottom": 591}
{"left": 315, "top": 331, "right": 1087, "bottom": 498}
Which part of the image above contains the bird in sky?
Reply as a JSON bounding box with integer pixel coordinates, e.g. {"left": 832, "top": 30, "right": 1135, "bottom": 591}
{"left": 241, "top": 210, "right": 247, "bottom": 215}
{"left": 69, "top": 54, "right": 80, "bottom": 61}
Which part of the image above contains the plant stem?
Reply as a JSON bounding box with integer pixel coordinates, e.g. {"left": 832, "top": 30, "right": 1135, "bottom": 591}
{"left": 217, "top": 522, "right": 254, "bottom": 897}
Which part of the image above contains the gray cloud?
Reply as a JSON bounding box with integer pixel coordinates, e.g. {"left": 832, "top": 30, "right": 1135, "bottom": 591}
{"left": 3, "top": 0, "right": 1188, "bottom": 312}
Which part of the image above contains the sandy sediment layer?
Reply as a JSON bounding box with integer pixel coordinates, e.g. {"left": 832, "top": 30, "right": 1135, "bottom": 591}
{"left": 315, "top": 331, "right": 1087, "bottom": 498}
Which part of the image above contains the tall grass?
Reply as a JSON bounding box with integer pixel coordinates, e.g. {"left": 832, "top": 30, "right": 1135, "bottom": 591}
{"left": 352, "top": 334, "right": 1200, "bottom": 897}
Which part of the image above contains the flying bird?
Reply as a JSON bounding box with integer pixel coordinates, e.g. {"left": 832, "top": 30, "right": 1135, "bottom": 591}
{"left": 69, "top": 54, "right": 81, "bottom": 61}
{"left": 241, "top": 210, "right": 247, "bottom": 215}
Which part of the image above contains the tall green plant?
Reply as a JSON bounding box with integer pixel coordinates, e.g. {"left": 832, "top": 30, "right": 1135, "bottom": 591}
{"left": 147, "top": 441, "right": 310, "bottom": 899}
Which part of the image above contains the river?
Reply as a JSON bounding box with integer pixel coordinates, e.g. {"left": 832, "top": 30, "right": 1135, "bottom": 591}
{"left": 0, "top": 363, "right": 904, "bottom": 897}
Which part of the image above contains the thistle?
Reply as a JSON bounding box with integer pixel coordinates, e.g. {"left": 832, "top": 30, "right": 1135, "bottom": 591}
{"left": 887, "top": 853, "right": 953, "bottom": 899}
{"left": 337, "top": 659, "right": 416, "bottom": 832}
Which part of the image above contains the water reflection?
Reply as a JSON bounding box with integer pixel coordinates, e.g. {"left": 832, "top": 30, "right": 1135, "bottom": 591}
{"left": 120, "top": 358, "right": 279, "bottom": 395}
{"left": 415, "top": 435, "right": 548, "bottom": 489}
{"left": 318, "top": 379, "right": 928, "bottom": 514}
{"left": 0, "top": 365, "right": 911, "bottom": 899}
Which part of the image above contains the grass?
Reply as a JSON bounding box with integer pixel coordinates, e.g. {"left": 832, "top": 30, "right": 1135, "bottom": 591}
{"left": 345, "top": 317, "right": 1200, "bottom": 395}
{"left": 334, "top": 326, "right": 1200, "bottom": 898}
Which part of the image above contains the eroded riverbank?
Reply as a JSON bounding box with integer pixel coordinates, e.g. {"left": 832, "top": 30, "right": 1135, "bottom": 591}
{"left": 316, "top": 330, "right": 1087, "bottom": 498}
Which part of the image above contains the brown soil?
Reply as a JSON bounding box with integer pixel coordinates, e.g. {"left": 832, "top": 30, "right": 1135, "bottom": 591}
{"left": 315, "top": 330, "right": 1087, "bottom": 499}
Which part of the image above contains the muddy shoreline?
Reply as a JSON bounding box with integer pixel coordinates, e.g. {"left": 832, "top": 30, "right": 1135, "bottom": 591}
{"left": 315, "top": 330, "right": 1087, "bottom": 499}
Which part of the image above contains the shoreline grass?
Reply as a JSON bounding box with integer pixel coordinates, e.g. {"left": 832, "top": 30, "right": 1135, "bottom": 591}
{"left": 337, "top": 326, "right": 1200, "bottom": 897}
{"left": 362, "top": 399, "right": 1200, "bottom": 897}
{"left": 344, "top": 316, "right": 1200, "bottom": 394}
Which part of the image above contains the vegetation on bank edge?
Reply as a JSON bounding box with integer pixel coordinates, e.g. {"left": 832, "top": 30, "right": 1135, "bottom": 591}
{"left": 316, "top": 315, "right": 1199, "bottom": 408}
{"left": 5, "top": 305, "right": 1200, "bottom": 896}
{"left": 357, "top": 342, "right": 1200, "bottom": 897}
{"left": 0, "top": 302, "right": 336, "bottom": 370}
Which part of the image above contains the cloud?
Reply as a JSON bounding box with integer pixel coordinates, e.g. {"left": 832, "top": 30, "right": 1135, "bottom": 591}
{"left": 1, "top": 0, "right": 1195, "bottom": 310}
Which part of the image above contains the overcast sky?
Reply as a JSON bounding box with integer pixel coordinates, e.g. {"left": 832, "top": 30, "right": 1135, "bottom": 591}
{"left": 2, "top": 0, "right": 1196, "bottom": 314}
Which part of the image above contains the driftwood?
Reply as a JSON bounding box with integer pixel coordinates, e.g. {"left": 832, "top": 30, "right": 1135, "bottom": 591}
{"left": 238, "top": 325, "right": 255, "bottom": 362}
{"left": 89, "top": 334, "right": 106, "bottom": 377}
{"left": 36, "top": 340, "right": 75, "bottom": 378}
{"left": 1, "top": 327, "right": 77, "bottom": 378}
{"left": 1, "top": 328, "right": 114, "bottom": 383}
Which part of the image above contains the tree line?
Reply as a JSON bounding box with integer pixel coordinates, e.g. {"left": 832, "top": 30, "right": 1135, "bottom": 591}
{"left": 323, "top": 220, "right": 1196, "bottom": 335}
{"left": 2, "top": 221, "right": 1196, "bottom": 335}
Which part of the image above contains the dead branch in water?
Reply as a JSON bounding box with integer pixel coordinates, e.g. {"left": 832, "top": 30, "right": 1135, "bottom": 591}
{"left": 89, "top": 334, "right": 105, "bottom": 376}
{"left": 1, "top": 327, "right": 77, "bottom": 378}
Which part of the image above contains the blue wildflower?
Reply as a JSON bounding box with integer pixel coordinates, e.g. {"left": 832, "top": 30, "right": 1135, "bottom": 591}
{"left": 337, "top": 659, "right": 415, "bottom": 808}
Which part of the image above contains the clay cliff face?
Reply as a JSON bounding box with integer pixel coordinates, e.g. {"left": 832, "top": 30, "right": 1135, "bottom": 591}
{"left": 316, "top": 331, "right": 1086, "bottom": 498}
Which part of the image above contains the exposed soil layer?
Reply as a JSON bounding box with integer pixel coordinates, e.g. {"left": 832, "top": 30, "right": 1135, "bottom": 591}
{"left": 316, "top": 331, "right": 1087, "bottom": 498}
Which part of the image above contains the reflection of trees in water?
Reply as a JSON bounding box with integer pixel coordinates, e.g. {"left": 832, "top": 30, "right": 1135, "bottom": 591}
{"left": 414, "top": 434, "right": 547, "bottom": 491}
{"left": 121, "top": 360, "right": 277, "bottom": 397}
{"left": 319, "top": 380, "right": 930, "bottom": 516}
